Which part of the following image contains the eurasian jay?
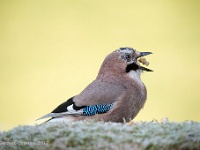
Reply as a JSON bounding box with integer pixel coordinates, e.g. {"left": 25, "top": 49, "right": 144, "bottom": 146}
{"left": 37, "top": 47, "right": 152, "bottom": 123}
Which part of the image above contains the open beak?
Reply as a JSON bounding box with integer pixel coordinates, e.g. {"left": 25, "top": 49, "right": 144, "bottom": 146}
{"left": 138, "top": 52, "right": 153, "bottom": 72}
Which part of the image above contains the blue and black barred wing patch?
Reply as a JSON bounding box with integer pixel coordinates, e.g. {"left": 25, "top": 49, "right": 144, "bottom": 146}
{"left": 83, "top": 103, "right": 114, "bottom": 116}
{"left": 37, "top": 96, "right": 114, "bottom": 120}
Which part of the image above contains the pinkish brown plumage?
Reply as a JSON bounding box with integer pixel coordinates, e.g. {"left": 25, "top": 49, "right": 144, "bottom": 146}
{"left": 37, "top": 47, "right": 152, "bottom": 123}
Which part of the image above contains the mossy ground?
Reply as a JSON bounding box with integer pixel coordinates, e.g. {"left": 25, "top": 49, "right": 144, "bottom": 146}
{"left": 0, "top": 120, "right": 200, "bottom": 150}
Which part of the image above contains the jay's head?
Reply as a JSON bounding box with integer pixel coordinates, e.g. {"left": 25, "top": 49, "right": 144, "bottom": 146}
{"left": 99, "top": 47, "right": 152, "bottom": 77}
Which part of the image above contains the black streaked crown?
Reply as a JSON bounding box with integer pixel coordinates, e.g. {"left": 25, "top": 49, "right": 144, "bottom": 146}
{"left": 118, "top": 47, "right": 135, "bottom": 52}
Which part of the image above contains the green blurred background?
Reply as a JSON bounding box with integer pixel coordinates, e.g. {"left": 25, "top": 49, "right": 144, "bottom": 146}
{"left": 1, "top": 0, "right": 200, "bottom": 130}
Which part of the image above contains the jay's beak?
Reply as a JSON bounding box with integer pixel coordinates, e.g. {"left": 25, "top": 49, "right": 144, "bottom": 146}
{"left": 138, "top": 52, "right": 153, "bottom": 72}
{"left": 139, "top": 52, "right": 153, "bottom": 57}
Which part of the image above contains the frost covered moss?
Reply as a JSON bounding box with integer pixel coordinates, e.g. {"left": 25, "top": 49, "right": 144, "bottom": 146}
{"left": 0, "top": 120, "right": 200, "bottom": 150}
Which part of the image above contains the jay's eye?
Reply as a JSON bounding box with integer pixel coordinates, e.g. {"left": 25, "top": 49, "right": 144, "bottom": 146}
{"left": 124, "top": 53, "right": 132, "bottom": 62}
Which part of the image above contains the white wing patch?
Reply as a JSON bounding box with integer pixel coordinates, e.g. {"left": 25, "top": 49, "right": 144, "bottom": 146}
{"left": 67, "top": 105, "right": 74, "bottom": 111}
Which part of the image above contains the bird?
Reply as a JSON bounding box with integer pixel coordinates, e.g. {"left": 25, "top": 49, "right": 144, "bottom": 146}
{"left": 37, "top": 47, "right": 152, "bottom": 123}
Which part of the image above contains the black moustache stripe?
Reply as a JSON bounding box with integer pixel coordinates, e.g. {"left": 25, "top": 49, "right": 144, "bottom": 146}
{"left": 125, "top": 63, "right": 139, "bottom": 73}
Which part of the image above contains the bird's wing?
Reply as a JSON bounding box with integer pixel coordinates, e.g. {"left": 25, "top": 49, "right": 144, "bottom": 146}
{"left": 73, "top": 80, "right": 126, "bottom": 106}
{"left": 37, "top": 97, "right": 115, "bottom": 120}
{"left": 37, "top": 80, "right": 125, "bottom": 120}
{"left": 36, "top": 97, "right": 84, "bottom": 120}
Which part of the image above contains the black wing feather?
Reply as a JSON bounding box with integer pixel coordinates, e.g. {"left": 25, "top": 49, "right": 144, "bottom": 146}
{"left": 51, "top": 97, "right": 84, "bottom": 113}
{"left": 51, "top": 97, "right": 74, "bottom": 113}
